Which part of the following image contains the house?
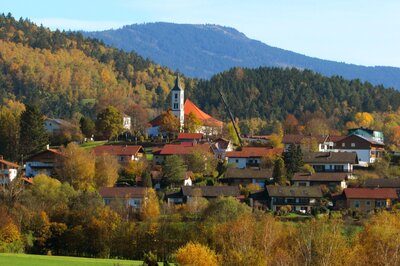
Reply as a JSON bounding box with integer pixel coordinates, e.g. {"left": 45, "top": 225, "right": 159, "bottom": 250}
{"left": 333, "top": 134, "right": 385, "bottom": 166}
{"left": 211, "top": 138, "right": 233, "bottom": 160}
{"left": 226, "top": 147, "right": 283, "bottom": 169}
{"left": 147, "top": 75, "right": 223, "bottom": 136}
{"left": 292, "top": 172, "right": 349, "bottom": 190}
{"left": 334, "top": 188, "right": 397, "bottom": 212}
{"left": 25, "top": 146, "right": 62, "bottom": 177}
{"left": 0, "top": 156, "right": 19, "bottom": 185}
{"left": 348, "top": 127, "right": 384, "bottom": 143}
{"left": 364, "top": 178, "right": 400, "bottom": 196}
{"left": 250, "top": 185, "right": 323, "bottom": 213}
{"left": 152, "top": 142, "right": 212, "bottom": 165}
{"left": 177, "top": 133, "right": 204, "bottom": 142}
{"left": 93, "top": 145, "right": 144, "bottom": 164}
{"left": 98, "top": 187, "right": 148, "bottom": 210}
{"left": 166, "top": 185, "right": 241, "bottom": 204}
{"left": 303, "top": 152, "right": 358, "bottom": 173}
{"left": 123, "top": 115, "right": 131, "bottom": 131}
{"left": 44, "top": 118, "right": 74, "bottom": 134}
{"left": 220, "top": 168, "right": 272, "bottom": 187}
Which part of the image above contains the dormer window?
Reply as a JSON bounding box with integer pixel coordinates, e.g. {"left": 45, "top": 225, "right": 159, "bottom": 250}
{"left": 174, "top": 93, "right": 178, "bottom": 99}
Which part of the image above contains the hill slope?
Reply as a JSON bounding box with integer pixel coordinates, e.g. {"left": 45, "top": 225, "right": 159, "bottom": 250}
{"left": 85, "top": 22, "right": 400, "bottom": 89}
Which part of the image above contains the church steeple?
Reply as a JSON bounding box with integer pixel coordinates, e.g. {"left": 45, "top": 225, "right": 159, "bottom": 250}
{"left": 171, "top": 74, "right": 184, "bottom": 131}
{"left": 172, "top": 74, "right": 182, "bottom": 91}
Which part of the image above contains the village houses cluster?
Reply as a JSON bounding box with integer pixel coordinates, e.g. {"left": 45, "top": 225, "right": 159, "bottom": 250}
{"left": 1, "top": 76, "right": 397, "bottom": 215}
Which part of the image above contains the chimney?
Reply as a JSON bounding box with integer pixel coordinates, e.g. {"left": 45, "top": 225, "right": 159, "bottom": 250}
{"left": 46, "top": 144, "right": 50, "bottom": 150}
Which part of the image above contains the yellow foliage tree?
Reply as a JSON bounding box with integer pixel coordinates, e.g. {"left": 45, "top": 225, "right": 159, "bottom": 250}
{"left": 354, "top": 112, "right": 374, "bottom": 128}
{"left": 140, "top": 188, "right": 160, "bottom": 221}
{"left": 175, "top": 242, "right": 220, "bottom": 266}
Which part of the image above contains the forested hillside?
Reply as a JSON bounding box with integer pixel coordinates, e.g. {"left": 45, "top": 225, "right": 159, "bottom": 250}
{"left": 85, "top": 22, "right": 400, "bottom": 89}
{"left": 0, "top": 14, "right": 193, "bottom": 119}
{"left": 187, "top": 67, "right": 400, "bottom": 124}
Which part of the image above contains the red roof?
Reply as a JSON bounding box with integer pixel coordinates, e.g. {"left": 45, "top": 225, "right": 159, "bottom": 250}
{"left": 226, "top": 147, "right": 283, "bottom": 158}
{"left": 344, "top": 188, "right": 398, "bottom": 199}
{"left": 184, "top": 99, "right": 223, "bottom": 127}
{"left": 159, "top": 142, "right": 211, "bottom": 155}
{"left": 0, "top": 158, "right": 19, "bottom": 168}
{"left": 93, "top": 145, "right": 144, "bottom": 156}
{"left": 177, "top": 133, "right": 204, "bottom": 140}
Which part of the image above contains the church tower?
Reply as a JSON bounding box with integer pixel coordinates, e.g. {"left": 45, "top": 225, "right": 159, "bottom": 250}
{"left": 171, "top": 74, "right": 184, "bottom": 130}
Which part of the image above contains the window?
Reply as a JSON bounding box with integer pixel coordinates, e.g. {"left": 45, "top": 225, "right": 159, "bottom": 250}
{"left": 174, "top": 93, "right": 178, "bottom": 99}
{"left": 298, "top": 182, "right": 307, "bottom": 187}
{"left": 334, "top": 165, "right": 344, "bottom": 172}
{"left": 354, "top": 201, "right": 360, "bottom": 208}
{"left": 366, "top": 201, "right": 371, "bottom": 206}
{"left": 173, "top": 103, "right": 178, "bottom": 109}
{"left": 235, "top": 159, "right": 239, "bottom": 163}
{"left": 351, "top": 143, "right": 355, "bottom": 147}
{"left": 342, "top": 143, "right": 345, "bottom": 147}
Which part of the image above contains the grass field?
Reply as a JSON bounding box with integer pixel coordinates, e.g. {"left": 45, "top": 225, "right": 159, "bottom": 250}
{"left": 0, "top": 253, "right": 146, "bottom": 266}
{"left": 80, "top": 140, "right": 108, "bottom": 149}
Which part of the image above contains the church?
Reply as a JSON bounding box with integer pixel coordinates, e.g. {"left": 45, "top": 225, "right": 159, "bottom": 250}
{"left": 147, "top": 76, "right": 223, "bottom": 137}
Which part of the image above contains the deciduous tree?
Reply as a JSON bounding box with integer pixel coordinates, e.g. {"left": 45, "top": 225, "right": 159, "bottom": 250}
{"left": 175, "top": 242, "right": 220, "bottom": 266}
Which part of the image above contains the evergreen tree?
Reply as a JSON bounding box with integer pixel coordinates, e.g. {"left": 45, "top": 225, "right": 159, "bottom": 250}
{"left": 143, "top": 171, "right": 153, "bottom": 188}
{"left": 80, "top": 116, "right": 96, "bottom": 138}
{"left": 284, "top": 144, "right": 303, "bottom": 179}
{"left": 272, "top": 156, "right": 286, "bottom": 185}
{"left": 19, "top": 105, "right": 48, "bottom": 156}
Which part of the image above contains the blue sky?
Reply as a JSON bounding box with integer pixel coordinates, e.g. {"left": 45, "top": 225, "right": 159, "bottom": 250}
{"left": 2, "top": 0, "right": 400, "bottom": 67}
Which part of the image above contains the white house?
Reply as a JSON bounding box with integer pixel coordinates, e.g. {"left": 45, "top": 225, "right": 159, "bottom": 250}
{"left": 0, "top": 156, "right": 19, "bottom": 185}
{"left": 98, "top": 187, "right": 148, "bottom": 210}
{"left": 44, "top": 118, "right": 74, "bottom": 134}
{"left": 225, "top": 147, "right": 283, "bottom": 169}
{"left": 303, "top": 152, "right": 358, "bottom": 173}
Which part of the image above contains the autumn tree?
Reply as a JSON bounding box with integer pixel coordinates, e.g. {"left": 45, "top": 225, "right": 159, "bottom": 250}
{"left": 175, "top": 242, "right": 220, "bottom": 266}
{"left": 94, "top": 153, "right": 120, "bottom": 188}
{"left": 140, "top": 188, "right": 160, "bottom": 221}
{"left": 187, "top": 148, "right": 216, "bottom": 176}
{"left": 304, "top": 118, "right": 330, "bottom": 136}
{"left": 184, "top": 111, "right": 203, "bottom": 133}
{"left": 56, "top": 143, "right": 96, "bottom": 191}
{"left": 159, "top": 110, "right": 180, "bottom": 137}
{"left": 354, "top": 112, "right": 374, "bottom": 128}
{"left": 224, "top": 121, "right": 241, "bottom": 146}
{"left": 96, "top": 106, "right": 123, "bottom": 140}
{"left": 127, "top": 104, "right": 149, "bottom": 134}
{"left": 19, "top": 105, "right": 49, "bottom": 156}
{"left": 283, "top": 114, "right": 299, "bottom": 134}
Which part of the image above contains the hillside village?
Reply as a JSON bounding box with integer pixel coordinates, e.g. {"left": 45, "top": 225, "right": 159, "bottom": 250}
{"left": 1, "top": 76, "right": 398, "bottom": 216}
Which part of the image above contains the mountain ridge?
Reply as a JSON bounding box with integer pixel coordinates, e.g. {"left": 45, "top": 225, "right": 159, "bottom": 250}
{"left": 84, "top": 22, "right": 400, "bottom": 89}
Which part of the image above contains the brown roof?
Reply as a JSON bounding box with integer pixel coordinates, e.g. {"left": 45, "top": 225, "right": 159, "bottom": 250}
{"left": 93, "top": 145, "right": 144, "bottom": 156}
{"left": 224, "top": 168, "right": 272, "bottom": 179}
{"left": 293, "top": 172, "right": 348, "bottom": 182}
{"left": 159, "top": 142, "right": 211, "bottom": 155}
{"left": 177, "top": 133, "right": 204, "bottom": 140}
{"left": 181, "top": 185, "right": 240, "bottom": 197}
{"left": 226, "top": 147, "right": 283, "bottom": 158}
{"left": 266, "top": 185, "right": 323, "bottom": 198}
{"left": 0, "top": 158, "right": 19, "bottom": 168}
{"left": 26, "top": 148, "right": 62, "bottom": 161}
{"left": 344, "top": 188, "right": 397, "bottom": 199}
{"left": 98, "top": 187, "right": 148, "bottom": 198}
{"left": 303, "top": 152, "right": 358, "bottom": 164}
{"left": 364, "top": 178, "right": 400, "bottom": 188}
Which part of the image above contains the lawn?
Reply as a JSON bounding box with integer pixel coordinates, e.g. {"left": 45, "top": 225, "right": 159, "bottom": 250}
{"left": 0, "top": 253, "right": 145, "bottom": 266}
{"left": 80, "top": 140, "right": 108, "bottom": 149}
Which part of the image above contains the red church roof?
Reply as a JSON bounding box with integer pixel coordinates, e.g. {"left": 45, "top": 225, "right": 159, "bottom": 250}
{"left": 184, "top": 99, "right": 223, "bottom": 127}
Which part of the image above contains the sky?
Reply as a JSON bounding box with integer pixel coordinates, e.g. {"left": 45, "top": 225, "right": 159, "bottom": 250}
{"left": 1, "top": 0, "right": 400, "bottom": 67}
